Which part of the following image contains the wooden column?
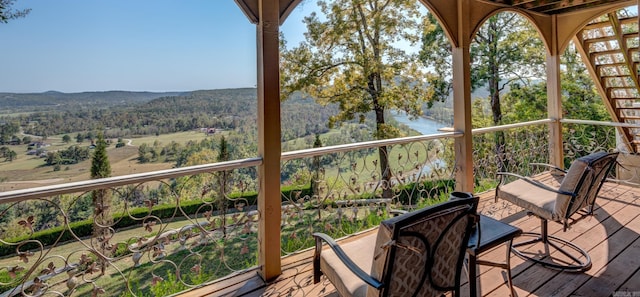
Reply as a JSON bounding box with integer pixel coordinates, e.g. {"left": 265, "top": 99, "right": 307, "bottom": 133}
{"left": 453, "top": 0, "right": 474, "bottom": 192}
{"left": 547, "top": 15, "right": 564, "bottom": 168}
{"left": 257, "top": 0, "right": 282, "bottom": 281}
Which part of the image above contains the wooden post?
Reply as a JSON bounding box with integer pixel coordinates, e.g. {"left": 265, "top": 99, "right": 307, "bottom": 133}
{"left": 453, "top": 0, "right": 474, "bottom": 192}
{"left": 547, "top": 15, "right": 564, "bottom": 168}
{"left": 257, "top": 0, "right": 282, "bottom": 281}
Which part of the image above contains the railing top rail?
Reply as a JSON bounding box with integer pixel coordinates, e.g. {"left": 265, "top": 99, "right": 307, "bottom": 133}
{"left": 561, "top": 118, "right": 640, "bottom": 129}
{"left": 471, "top": 119, "right": 553, "bottom": 134}
{"left": 281, "top": 131, "right": 462, "bottom": 161}
{"left": 0, "top": 157, "right": 262, "bottom": 204}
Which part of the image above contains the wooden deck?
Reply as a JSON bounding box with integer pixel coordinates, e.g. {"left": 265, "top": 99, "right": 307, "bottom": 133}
{"left": 181, "top": 181, "right": 640, "bottom": 297}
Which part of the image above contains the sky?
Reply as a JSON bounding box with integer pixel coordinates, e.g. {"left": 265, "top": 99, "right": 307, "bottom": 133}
{"left": 0, "top": 0, "right": 313, "bottom": 93}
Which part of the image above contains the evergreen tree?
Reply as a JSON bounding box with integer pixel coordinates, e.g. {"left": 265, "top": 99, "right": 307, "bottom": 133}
{"left": 90, "top": 132, "right": 112, "bottom": 267}
{"left": 216, "top": 136, "right": 231, "bottom": 236}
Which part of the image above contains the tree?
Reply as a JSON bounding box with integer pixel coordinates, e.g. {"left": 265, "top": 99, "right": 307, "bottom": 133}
{"left": 311, "top": 134, "right": 322, "bottom": 199}
{"left": 76, "top": 133, "right": 84, "bottom": 143}
{"left": 421, "top": 12, "right": 545, "bottom": 172}
{"left": 216, "top": 135, "right": 232, "bottom": 236}
{"left": 0, "top": 0, "right": 30, "bottom": 23}
{"left": 281, "top": 0, "right": 437, "bottom": 198}
{"left": 62, "top": 134, "right": 71, "bottom": 144}
{"left": 90, "top": 132, "right": 112, "bottom": 266}
{"left": 418, "top": 12, "right": 454, "bottom": 103}
{"left": 5, "top": 150, "right": 16, "bottom": 162}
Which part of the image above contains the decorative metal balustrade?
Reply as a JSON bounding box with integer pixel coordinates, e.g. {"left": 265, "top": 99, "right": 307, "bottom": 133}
{"left": 562, "top": 119, "right": 640, "bottom": 187}
{"left": 2, "top": 119, "right": 639, "bottom": 297}
{"left": 279, "top": 133, "right": 460, "bottom": 255}
{"left": 0, "top": 159, "right": 261, "bottom": 297}
{"left": 472, "top": 119, "right": 552, "bottom": 192}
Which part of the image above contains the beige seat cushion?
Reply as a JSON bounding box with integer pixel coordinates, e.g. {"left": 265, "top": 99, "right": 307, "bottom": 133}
{"left": 320, "top": 232, "right": 378, "bottom": 297}
{"left": 496, "top": 179, "right": 563, "bottom": 220}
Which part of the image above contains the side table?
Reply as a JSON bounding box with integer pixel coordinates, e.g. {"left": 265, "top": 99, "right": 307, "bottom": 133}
{"left": 467, "top": 214, "right": 522, "bottom": 297}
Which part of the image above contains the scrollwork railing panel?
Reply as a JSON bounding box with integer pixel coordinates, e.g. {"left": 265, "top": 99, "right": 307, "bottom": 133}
{"left": 0, "top": 165, "right": 258, "bottom": 297}
{"left": 280, "top": 137, "right": 456, "bottom": 255}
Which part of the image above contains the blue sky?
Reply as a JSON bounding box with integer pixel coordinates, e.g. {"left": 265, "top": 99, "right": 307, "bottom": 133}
{"left": 0, "top": 1, "right": 312, "bottom": 93}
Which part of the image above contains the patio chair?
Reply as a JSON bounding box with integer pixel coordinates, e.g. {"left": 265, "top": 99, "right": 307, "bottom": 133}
{"left": 495, "top": 151, "right": 618, "bottom": 272}
{"left": 313, "top": 196, "right": 479, "bottom": 297}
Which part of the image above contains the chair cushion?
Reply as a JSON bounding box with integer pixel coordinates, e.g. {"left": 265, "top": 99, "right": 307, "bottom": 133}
{"left": 496, "top": 178, "right": 560, "bottom": 220}
{"left": 367, "top": 223, "right": 392, "bottom": 297}
{"left": 555, "top": 154, "right": 592, "bottom": 217}
{"left": 320, "top": 232, "right": 378, "bottom": 297}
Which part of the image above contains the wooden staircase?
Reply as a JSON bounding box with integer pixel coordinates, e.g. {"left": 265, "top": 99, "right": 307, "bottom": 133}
{"left": 574, "top": 9, "right": 640, "bottom": 152}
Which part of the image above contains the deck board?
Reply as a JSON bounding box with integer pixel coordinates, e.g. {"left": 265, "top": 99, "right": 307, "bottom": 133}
{"left": 179, "top": 181, "right": 640, "bottom": 297}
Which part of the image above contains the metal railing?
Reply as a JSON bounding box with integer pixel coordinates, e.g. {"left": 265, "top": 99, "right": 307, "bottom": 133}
{"left": 279, "top": 132, "right": 461, "bottom": 255}
{"left": 2, "top": 118, "right": 638, "bottom": 296}
{"left": 0, "top": 158, "right": 261, "bottom": 297}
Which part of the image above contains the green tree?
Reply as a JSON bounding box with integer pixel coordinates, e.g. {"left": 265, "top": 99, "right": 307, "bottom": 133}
{"left": 90, "top": 132, "right": 112, "bottom": 265}
{"left": 422, "top": 12, "right": 545, "bottom": 172}
{"left": 0, "top": 121, "right": 19, "bottom": 144}
{"left": 5, "top": 150, "right": 16, "bottom": 162}
{"left": 216, "top": 136, "right": 232, "bottom": 236}
{"left": 311, "top": 134, "right": 322, "bottom": 198}
{"left": 76, "top": 133, "right": 84, "bottom": 143}
{"left": 418, "top": 12, "right": 454, "bottom": 103}
{"left": 62, "top": 134, "right": 71, "bottom": 144}
{"left": 0, "top": 0, "right": 30, "bottom": 23}
{"left": 281, "top": 0, "right": 436, "bottom": 198}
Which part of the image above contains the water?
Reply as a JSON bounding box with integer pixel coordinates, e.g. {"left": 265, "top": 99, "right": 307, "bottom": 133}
{"left": 388, "top": 111, "right": 451, "bottom": 176}
{"left": 390, "top": 110, "right": 447, "bottom": 135}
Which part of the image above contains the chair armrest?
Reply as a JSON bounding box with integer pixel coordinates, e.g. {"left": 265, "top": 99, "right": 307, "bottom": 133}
{"left": 390, "top": 209, "right": 408, "bottom": 217}
{"left": 530, "top": 163, "right": 567, "bottom": 174}
{"left": 496, "top": 172, "right": 575, "bottom": 197}
{"left": 313, "top": 232, "right": 384, "bottom": 290}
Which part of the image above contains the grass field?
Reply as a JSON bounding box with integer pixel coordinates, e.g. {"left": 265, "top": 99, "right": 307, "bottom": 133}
{"left": 0, "top": 131, "right": 212, "bottom": 191}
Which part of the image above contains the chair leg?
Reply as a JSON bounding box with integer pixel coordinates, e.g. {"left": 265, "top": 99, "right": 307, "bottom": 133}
{"left": 511, "top": 218, "right": 592, "bottom": 272}
{"left": 505, "top": 239, "right": 516, "bottom": 297}
{"left": 313, "top": 236, "right": 322, "bottom": 283}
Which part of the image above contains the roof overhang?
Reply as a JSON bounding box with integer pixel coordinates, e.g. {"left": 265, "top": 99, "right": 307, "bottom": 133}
{"left": 234, "top": 0, "right": 301, "bottom": 25}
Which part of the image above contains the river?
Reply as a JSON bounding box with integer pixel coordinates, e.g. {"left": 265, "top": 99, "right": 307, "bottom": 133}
{"left": 390, "top": 111, "right": 449, "bottom": 174}
{"left": 390, "top": 110, "right": 448, "bottom": 135}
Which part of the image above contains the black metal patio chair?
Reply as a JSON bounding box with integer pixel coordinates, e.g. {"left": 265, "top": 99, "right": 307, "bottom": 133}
{"left": 495, "top": 151, "right": 618, "bottom": 272}
{"left": 313, "top": 196, "right": 478, "bottom": 297}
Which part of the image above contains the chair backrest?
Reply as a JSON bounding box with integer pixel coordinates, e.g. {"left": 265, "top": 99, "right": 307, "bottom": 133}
{"left": 555, "top": 151, "right": 618, "bottom": 220}
{"left": 367, "top": 196, "right": 478, "bottom": 297}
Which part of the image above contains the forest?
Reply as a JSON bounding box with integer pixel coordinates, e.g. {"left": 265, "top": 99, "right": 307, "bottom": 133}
{"left": 0, "top": 89, "right": 340, "bottom": 142}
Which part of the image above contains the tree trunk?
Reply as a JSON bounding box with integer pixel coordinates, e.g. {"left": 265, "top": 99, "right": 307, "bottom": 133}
{"left": 488, "top": 19, "right": 506, "bottom": 172}
{"left": 374, "top": 107, "right": 393, "bottom": 199}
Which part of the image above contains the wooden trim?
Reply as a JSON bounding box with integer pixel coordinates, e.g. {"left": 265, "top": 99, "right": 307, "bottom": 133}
{"left": 453, "top": 0, "right": 474, "bottom": 192}
{"left": 547, "top": 16, "right": 564, "bottom": 168}
{"left": 257, "top": 0, "right": 282, "bottom": 281}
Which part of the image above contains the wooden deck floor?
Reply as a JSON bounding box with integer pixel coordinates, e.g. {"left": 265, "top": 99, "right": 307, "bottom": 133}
{"left": 182, "top": 181, "right": 640, "bottom": 297}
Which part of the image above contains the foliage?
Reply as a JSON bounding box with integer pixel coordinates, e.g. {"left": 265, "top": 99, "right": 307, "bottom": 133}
{"left": 0, "top": 121, "right": 19, "bottom": 144}
{"left": 419, "top": 12, "right": 454, "bottom": 103}
{"left": 0, "top": 0, "right": 30, "bottom": 23}
{"left": 91, "top": 132, "right": 111, "bottom": 179}
{"left": 0, "top": 146, "right": 17, "bottom": 162}
{"left": 44, "top": 145, "right": 90, "bottom": 165}
{"left": 281, "top": 0, "right": 440, "bottom": 198}
{"left": 281, "top": 0, "right": 437, "bottom": 136}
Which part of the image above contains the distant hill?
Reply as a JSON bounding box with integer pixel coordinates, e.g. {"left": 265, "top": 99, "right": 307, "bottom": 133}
{"left": 1, "top": 88, "right": 339, "bottom": 141}
{"left": 0, "top": 90, "right": 186, "bottom": 113}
